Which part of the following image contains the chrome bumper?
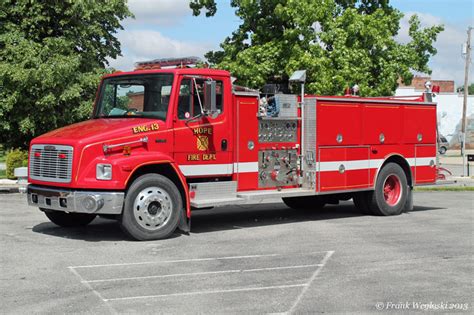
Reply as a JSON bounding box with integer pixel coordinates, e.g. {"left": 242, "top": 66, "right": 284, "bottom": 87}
{"left": 27, "top": 185, "right": 124, "bottom": 214}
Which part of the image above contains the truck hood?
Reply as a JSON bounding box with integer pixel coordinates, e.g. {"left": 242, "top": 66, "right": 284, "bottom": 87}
{"left": 33, "top": 118, "right": 163, "bottom": 145}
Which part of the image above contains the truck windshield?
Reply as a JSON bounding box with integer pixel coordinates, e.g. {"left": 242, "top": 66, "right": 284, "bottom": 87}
{"left": 94, "top": 74, "right": 174, "bottom": 120}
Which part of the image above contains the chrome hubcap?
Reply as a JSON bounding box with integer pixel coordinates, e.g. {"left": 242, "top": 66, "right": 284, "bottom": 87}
{"left": 133, "top": 186, "right": 172, "bottom": 230}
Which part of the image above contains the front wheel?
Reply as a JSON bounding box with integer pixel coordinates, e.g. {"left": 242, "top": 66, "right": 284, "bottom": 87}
{"left": 369, "top": 163, "right": 408, "bottom": 216}
{"left": 121, "top": 174, "right": 182, "bottom": 240}
{"left": 43, "top": 209, "right": 96, "bottom": 227}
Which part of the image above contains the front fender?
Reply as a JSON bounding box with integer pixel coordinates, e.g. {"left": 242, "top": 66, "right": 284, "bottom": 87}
{"left": 122, "top": 155, "right": 191, "bottom": 219}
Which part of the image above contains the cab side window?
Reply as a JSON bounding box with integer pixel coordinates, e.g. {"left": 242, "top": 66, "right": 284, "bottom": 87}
{"left": 177, "top": 78, "right": 223, "bottom": 120}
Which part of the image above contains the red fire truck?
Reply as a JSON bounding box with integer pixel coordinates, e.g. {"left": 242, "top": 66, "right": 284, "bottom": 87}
{"left": 27, "top": 58, "right": 438, "bottom": 240}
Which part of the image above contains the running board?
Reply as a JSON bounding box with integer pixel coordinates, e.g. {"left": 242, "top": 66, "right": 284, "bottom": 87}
{"left": 190, "top": 182, "right": 316, "bottom": 208}
{"left": 237, "top": 188, "right": 316, "bottom": 200}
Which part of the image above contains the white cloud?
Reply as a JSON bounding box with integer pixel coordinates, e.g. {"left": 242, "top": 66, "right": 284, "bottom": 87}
{"left": 397, "top": 12, "right": 470, "bottom": 86}
{"left": 107, "top": 30, "right": 214, "bottom": 71}
{"left": 126, "top": 0, "right": 191, "bottom": 26}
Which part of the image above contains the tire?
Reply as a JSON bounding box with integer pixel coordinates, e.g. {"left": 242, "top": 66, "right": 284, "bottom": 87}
{"left": 282, "top": 196, "right": 326, "bottom": 210}
{"left": 404, "top": 186, "right": 414, "bottom": 212}
{"left": 43, "top": 209, "right": 96, "bottom": 227}
{"left": 369, "top": 163, "right": 408, "bottom": 216}
{"left": 121, "top": 174, "right": 182, "bottom": 240}
{"left": 353, "top": 192, "right": 373, "bottom": 215}
{"left": 438, "top": 146, "right": 447, "bottom": 155}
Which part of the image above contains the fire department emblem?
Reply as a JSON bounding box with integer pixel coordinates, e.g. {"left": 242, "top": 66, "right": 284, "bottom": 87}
{"left": 196, "top": 135, "right": 209, "bottom": 151}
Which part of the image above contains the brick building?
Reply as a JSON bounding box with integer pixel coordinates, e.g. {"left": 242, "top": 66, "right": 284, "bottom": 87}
{"left": 398, "top": 76, "right": 455, "bottom": 93}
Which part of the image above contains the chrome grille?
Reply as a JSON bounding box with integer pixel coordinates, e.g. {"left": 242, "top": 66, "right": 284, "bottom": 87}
{"left": 29, "top": 145, "right": 73, "bottom": 183}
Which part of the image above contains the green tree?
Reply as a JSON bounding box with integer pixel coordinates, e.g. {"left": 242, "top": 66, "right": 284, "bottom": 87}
{"left": 457, "top": 83, "right": 474, "bottom": 95}
{"left": 0, "top": 0, "right": 132, "bottom": 149}
{"left": 190, "top": 0, "right": 443, "bottom": 96}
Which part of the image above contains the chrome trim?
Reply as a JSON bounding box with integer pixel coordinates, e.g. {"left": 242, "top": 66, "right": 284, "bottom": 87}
{"left": 29, "top": 144, "right": 73, "bottom": 183}
{"left": 103, "top": 136, "right": 148, "bottom": 153}
{"left": 27, "top": 185, "right": 124, "bottom": 214}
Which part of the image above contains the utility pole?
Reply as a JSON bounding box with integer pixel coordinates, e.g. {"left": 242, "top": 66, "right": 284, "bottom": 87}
{"left": 461, "top": 26, "right": 472, "bottom": 177}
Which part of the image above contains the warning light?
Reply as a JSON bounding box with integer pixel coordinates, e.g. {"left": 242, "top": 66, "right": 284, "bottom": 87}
{"left": 34, "top": 152, "right": 41, "bottom": 158}
{"left": 58, "top": 153, "right": 67, "bottom": 159}
{"left": 123, "top": 146, "right": 131, "bottom": 156}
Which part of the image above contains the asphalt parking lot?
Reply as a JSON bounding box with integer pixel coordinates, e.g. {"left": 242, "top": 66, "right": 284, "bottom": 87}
{"left": 1, "top": 192, "right": 472, "bottom": 314}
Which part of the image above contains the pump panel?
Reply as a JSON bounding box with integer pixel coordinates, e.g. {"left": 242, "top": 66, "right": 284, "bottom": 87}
{"left": 258, "top": 149, "right": 298, "bottom": 188}
{"left": 258, "top": 120, "right": 298, "bottom": 143}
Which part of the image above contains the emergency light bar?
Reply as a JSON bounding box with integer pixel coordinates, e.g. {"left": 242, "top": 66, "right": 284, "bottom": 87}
{"left": 134, "top": 57, "right": 201, "bottom": 70}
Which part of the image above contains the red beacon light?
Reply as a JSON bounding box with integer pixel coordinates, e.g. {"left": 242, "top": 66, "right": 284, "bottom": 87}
{"left": 134, "top": 57, "right": 201, "bottom": 71}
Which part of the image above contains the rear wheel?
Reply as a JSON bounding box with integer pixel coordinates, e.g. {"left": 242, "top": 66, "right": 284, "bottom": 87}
{"left": 121, "top": 174, "right": 182, "bottom": 240}
{"left": 282, "top": 196, "right": 326, "bottom": 210}
{"left": 43, "top": 209, "right": 96, "bottom": 227}
{"left": 369, "top": 163, "right": 408, "bottom": 216}
{"left": 438, "top": 146, "right": 447, "bottom": 155}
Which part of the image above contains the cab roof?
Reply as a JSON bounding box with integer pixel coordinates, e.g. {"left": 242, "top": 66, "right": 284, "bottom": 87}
{"left": 103, "top": 68, "right": 231, "bottom": 79}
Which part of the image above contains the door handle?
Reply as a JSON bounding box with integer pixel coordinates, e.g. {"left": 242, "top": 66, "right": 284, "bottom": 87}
{"left": 221, "top": 139, "right": 228, "bottom": 151}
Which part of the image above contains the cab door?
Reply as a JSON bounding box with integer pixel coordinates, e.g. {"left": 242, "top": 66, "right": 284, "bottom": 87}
{"left": 173, "top": 76, "right": 233, "bottom": 177}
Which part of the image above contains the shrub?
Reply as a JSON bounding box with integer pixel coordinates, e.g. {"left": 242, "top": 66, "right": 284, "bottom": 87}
{"left": 6, "top": 149, "right": 28, "bottom": 179}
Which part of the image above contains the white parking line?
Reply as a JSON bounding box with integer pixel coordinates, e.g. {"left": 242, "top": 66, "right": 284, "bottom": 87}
{"left": 68, "top": 267, "right": 118, "bottom": 312}
{"left": 83, "top": 264, "right": 323, "bottom": 283}
{"left": 286, "top": 250, "right": 335, "bottom": 314}
{"left": 69, "top": 250, "right": 335, "bottom": 312}
{"left": 69, "top": 253, "right": 280, "bottom": 269}
{"left": 104, "top": 283, "right": 307, "bottom": 302}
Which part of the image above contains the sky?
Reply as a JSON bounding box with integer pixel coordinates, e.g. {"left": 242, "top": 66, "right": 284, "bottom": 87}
{"left": 108, "top": 0, "right": 474, "bottom": 86}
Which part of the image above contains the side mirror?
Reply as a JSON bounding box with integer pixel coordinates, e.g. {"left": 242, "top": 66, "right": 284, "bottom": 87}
{"left": 203, "top": 80, "right": 217, "bottom": 116}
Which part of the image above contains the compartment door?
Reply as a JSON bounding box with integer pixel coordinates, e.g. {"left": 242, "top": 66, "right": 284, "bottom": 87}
{"left": 318, "top": 147, "right": 346, "bottom": 192}
{"left": 415, "top": 145, "right": 437, "bottom": 184}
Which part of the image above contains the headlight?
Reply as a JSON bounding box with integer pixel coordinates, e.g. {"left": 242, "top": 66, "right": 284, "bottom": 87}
{"left": 96, "top": 164, "right": 112, "bottom": 180}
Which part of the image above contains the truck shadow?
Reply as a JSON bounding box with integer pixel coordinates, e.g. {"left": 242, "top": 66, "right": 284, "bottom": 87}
{"left": 32, "top": 218, "right": 133, "bottom": 242}
{"left": 32, "top": 202, "right": 445, "bottom": 241}
{"left": 188, "top": 202, "right": 446, "bottom": 234}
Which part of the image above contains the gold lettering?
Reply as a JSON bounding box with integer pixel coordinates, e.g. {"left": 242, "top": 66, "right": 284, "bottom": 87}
{"left": 132, "top": 123, "right": 159, "bottom": 134}
{"left": 202, "top": 154, "right": 216, "bottom": 161}
{"left": 193, "top": 127, "right": 213, "bottom": 135}
{"left": 187, "top": 154, "right": 201, "bottom": 161}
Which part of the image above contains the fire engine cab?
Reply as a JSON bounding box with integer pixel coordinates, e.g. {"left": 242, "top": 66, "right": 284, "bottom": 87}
{"left": 27, "top": 57, "right": 438, "bottom": 240}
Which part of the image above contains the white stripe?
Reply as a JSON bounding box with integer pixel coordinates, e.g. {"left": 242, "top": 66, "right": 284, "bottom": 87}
{"left": 179, "top": 164, "right": 233, "bottom": 176}
{"left": 179, "top": 162, "right": 258, "bottom": 176}
{"left": 104, "top": 284, "right": 306, "bottom": 301}
{"left": 318, "top": 160, "right": 370, "bottom": 172}
{"left": 234, "top": 162, "right": 258, "bottom": 173}
{"left": 83, "top": 264, "right": 322, "bottom": 283}
{"left": 178, "top": 157, "right": 435, "bottom": 176}
{"left": 369, "top": 159, "right": 385, "bottom": 169}
{"left": 406, "top": 158, "right": 416, "bottom": 166}
{"left": 69, "top": 254, "right": 279, "bottom": 269}
{"left": 415, "top": 157, "right": 436, "bottom": 166}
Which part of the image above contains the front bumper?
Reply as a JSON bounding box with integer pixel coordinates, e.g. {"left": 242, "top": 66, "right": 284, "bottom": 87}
{"left": 27, "top": 184, "right": 124, "bottom": 214}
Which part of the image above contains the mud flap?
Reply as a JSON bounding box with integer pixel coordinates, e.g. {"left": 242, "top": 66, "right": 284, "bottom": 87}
{"left": 404, "top": 186, "right": 414, "bottom": 212}
{"left": 178, "top": 207, "right": 190, "bottom": 234}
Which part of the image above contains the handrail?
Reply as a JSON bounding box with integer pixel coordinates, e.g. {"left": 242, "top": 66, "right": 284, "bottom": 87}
{"left": 103, "top": 136, "right": 148, "bottom": 153}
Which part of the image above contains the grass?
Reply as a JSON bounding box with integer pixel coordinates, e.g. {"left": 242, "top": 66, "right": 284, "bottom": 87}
{"left": 0, "top": 169, "right": 6, "bottom": 179}
{"left": 415, "top": 186, "right": 474, "bottom": 192}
